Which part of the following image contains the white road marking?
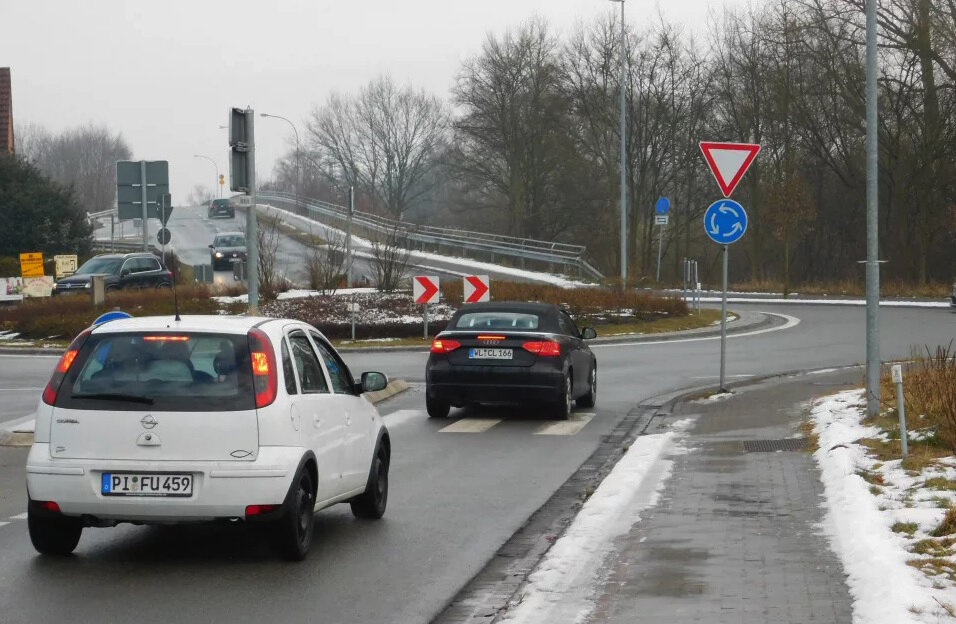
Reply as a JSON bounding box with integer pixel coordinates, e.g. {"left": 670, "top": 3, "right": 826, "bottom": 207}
{"left": 0, "top": 522, "right": 8, "bottom": 528}
{"left": 591, "top": 312, "right": 801, "bottom": 350}
{"left": 9, "top": 513, "right": 27, "bottom": 520}
{"left": 439, "top": 418, "right": 502, "bottom": 433}
{"left": 534, "top": 413, "right": 595, "bottom": 436}
{"left": 0, "top": 387, "right": 44, "bottom": 392}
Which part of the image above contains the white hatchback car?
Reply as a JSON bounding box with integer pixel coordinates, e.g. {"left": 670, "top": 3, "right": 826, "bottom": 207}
{"left": 26, "top": 315, "right": 391, "bottom": 560}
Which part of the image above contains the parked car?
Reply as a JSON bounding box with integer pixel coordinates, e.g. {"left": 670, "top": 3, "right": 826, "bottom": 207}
{"left": 25, "top": 315, "right": 391, "bottom": 560}
{"left": 51, "top": 253, "right": 173, "bottom": 295}
{"left": 425, "top": 302, "right": 598, "bottom": 420}
{"left": 207, "top": 198, "right": 234, "bottom": 219}
{"left": 209, "top": 231, "right": 247, "bottom": 270}
{"left": 951, "top": 281, "right": 956, "bottom": 309}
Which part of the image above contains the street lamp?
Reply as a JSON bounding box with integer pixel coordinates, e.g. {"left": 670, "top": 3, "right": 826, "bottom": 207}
{"left": 260, "top": 113, "right": 301, "bottom": 212}
{"left": 609, "top": 0, "right": 627, "bottom": 285}
{"left": 193, "top": 154, "right": 220, "bottom": 199}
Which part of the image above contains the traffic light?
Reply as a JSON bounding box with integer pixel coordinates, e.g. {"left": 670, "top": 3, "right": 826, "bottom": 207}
{"left": 219, "top": 174, "right": 225, "bottom": 186}
{"left": 228, "top": 107, "right": 252, "bottom": 192}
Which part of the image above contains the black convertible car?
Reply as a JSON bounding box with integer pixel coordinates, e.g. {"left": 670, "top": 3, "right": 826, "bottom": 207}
{"left": 425, "top": 302, "right": 597, "bottom": 419}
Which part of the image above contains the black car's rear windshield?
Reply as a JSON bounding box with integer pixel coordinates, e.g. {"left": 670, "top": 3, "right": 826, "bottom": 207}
{"left": 453, "top": 312, "right": 540, "bottom": 330}
{"left": 212, "top": 199, "right": 230, "bottom": 207}
{"left": 74, "top": 257, "right": 123, "bottom": 276}
{"left": 56, "top": 332, "right": 255, "bottom": 411}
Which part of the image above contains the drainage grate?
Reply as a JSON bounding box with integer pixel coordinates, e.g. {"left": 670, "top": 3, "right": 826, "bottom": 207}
{"left": 743, "top": 438, "right": 808, "bottom": 452}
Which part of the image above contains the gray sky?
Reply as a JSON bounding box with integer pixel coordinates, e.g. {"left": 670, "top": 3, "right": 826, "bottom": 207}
{"left": 5, "top": 0, "right": 745, "bottom": 203}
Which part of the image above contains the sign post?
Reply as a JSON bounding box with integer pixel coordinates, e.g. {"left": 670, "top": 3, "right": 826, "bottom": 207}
{"left": 700, "top": 141, "right": 760, "bottom": 391}
{"left": 463, "top": 275, "right": 490, "bottom": 303}
{"left": 655, "top": 198, "right": 670, "bottom": 282}
{"left": 413, "top": 276, "right": 440, "bottom": 339}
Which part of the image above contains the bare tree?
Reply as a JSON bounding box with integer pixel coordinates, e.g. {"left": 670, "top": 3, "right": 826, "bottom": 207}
{"left": 15, "top": 122, "right": 132, "bottom": 215}
{"left": 186, "top": 184, "right": 214, "bottom": 207}
{"left": 307, "top": 76, "right": 449, "bottom": 220}
{"left": 370, "top": 225, "right": 411, "bottom": 292}
{"left": 304, "top": 227, "right": 348, "bottom": 294}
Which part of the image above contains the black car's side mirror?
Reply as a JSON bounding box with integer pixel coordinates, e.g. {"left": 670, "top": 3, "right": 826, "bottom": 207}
{"left": 120, "top": 269, "right": 131, "bottom": 277}
{"left": 581, "top": 327, "right": 597, "bottom": 340}
{"left": 208, "top": 244, "right": 214, "bottom": 249}
{"left": 360, "top": 371, "right": 388, "bottom": 393}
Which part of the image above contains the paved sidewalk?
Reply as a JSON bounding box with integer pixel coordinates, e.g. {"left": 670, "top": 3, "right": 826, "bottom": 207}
{"left": 584, "top": 370, "right": 859, "bottom": 624}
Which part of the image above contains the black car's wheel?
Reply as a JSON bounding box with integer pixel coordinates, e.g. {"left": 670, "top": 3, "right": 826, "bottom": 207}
{"left": 426, "top": 394, "right": 450, "bottom": 419}
{"left": 350, "top": 446, "right": 389, "bottom": 519}
{"left": 576, "top": 364, "right": 597, "bottom": 408}
{"left": 28, "top": 509, "right": 82, "bottom": 555}
{"left": 554, "top": 371, "right": 573, "bottom": 420}
{"left": 273, "top": 469, "right": 315, "bottom": 561}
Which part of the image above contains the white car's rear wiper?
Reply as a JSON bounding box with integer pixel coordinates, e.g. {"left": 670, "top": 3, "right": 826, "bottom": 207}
{"left": 71, "top": 392, "right": 154, "bottom": 405}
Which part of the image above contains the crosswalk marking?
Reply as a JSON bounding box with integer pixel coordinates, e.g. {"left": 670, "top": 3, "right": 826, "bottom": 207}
{"left": 439, "top": 418, "right": 503, "bottom": 433}
{"left": 534, "top": 413, "right": 596, "bottom": 436}
{"left": 10, "top": 512, "right": 27, "bottom": 520}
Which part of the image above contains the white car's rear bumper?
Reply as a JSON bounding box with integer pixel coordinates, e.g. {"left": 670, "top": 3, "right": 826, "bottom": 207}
{"left": 25, "top": 443, "right": 304, "bottom": 522}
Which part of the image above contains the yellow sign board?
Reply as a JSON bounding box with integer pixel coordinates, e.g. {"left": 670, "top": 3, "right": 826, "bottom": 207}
{"left": 19, "top": 252, "right": 44, "bottom": 278}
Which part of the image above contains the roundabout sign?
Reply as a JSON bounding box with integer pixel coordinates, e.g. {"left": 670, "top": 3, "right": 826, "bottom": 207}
{"left": 704, "top": 199, "right": 748, "bottom": 245}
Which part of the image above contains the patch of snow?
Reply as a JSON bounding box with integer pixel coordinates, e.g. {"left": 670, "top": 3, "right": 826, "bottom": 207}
{"left": 691, "top": 391, "right": 734, "bottom": 404}
{"left": 697, "top": 296, "right": 949, "bottom": 308}
{"left": 499, "top": 429, "right": 681, "bottom": 623}
{"left": 810, "top": 389, "right": 956, "bottom": 623}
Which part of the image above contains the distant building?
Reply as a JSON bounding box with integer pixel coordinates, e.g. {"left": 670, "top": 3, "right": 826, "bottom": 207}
{"left": 0, "top": 68, "right": 12, "bottom": 154}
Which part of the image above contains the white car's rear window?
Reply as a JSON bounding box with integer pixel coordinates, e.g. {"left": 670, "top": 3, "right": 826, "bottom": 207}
{"left": 57, "top": 332, "right": 255, "bottom": 411}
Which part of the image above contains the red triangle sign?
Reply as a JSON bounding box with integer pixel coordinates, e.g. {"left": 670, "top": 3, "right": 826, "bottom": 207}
{"left": 699, "top": 142, "right": 761, "bottom": 197}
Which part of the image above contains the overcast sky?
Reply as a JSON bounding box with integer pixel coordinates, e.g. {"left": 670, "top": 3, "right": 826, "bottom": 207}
{"left": 4, "top": 0, "right": 746, "bottom": 203}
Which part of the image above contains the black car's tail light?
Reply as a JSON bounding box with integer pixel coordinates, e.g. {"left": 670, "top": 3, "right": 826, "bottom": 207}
{"left": 430, "top": 339, "right": 461, "bottom": 354}
{"left": 42, "top": 328, "right": 93, "bottom": 405}
{"left": 522, "top": 340, "right": 561, "bottom": 356}
{"left": 248, "top": 329, "right": 278, "bottom": 408}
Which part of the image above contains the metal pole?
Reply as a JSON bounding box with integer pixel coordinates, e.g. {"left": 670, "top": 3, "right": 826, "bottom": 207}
{"left": 896, "top": 377, "right": 908, "bottom": 458}
{"left": 246, "top": 109, "right": 259, "bottom": 315}
{"left": 865, "top": 0, "right": 881, "bottom": 417}
{"left": 617, "top": 0, "right": 627, "bottom": 284}
{"left": 346, "top": 185, "right": 354, "bottom": 288}
{"left": 140, "top": 160, "right": 148, "bottom": 251}
{"left": 423, "top": 304, "right": 429, "bottom": 340}
{"left": 720, "top": 246, "right": 728, "bottom": 391}
{"left": 161, "top": 195, "right": 167, "bottom": 261}
{"left": 656, "top": 224, "right": 663, "bottom": 282}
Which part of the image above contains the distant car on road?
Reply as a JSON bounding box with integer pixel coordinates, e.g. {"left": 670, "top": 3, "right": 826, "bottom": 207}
{"left": 209, "top": 231, "right": 247, "bottom": 270}
{"left": 26, "top": 315, "right": 391, "bottom": 560}
{"left": 51, "top": 253, "right": 173, "bottom": 295}
{"left": 207, "top": 198, "right": 234, "bottom": 219}
{"left": 425, "top": 302, "right": 598, "bottom": 420}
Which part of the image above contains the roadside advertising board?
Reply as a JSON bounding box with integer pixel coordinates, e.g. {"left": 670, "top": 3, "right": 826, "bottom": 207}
{"left": 19, "top": 252, "right": 44, "bottom": 278}
{"left": 55, "top": 254, "right": 79, "bottom": 278}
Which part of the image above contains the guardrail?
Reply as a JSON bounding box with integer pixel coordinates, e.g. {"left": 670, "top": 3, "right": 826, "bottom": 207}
{"left": 257, "top": 191, "right": 604, "bottom": 281}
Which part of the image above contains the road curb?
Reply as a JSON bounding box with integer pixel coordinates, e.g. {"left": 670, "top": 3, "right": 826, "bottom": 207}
{"left": 0, "top": 431, "right": 32, "bottom": 447}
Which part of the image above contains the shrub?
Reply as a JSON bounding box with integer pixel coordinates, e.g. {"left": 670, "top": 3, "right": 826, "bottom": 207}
{"left": 882, "top": 344, "right": 956, "bottom": 453}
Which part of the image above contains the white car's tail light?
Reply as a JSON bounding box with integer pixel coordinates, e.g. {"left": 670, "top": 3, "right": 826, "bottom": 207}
{"left": 248, "top": 328, "right": 278, "bottom": 408}
{"left": 42, "top": 328, "right": 93, "bottom": 405}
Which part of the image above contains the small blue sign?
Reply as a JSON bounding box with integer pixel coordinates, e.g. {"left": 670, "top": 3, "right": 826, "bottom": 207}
{"left": 655, "top": 197, "right": 670, "bottom": 215}
{"left": 704, "top": 199, "right": 748, "bottom": 245}
{"left": 93, "top": 310, "right": 133, "bottom": 326}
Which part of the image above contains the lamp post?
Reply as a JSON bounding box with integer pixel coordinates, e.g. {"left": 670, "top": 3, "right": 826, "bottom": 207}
{"left": 609, "top": 0, "right": 627, "bottom": 285}
{"left": 193, "top": 154, "right": 220, "bottom": 199}
{"left": 260, "top": 113, "right": 301, "bottom": 212}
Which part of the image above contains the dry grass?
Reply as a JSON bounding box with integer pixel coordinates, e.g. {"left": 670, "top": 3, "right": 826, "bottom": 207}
{"left": 734, "top": 278, "right": 950, "bottom": 298}
{"left": 880, "top": 345, "right": 956, "bottom": 453}
{"left": 908, "top": 557, "right": 956, "bottom": 581}
{"left": 913, "top": 538, "right": 956, "bottom": 557}
{"left": 934, "top": 508, "right": 956, "bottom": 537}
{"left": 860, "top": 438, "right": 950, "bottom": 472}
{"left": 893, "top": 522, "right": 920, "bottom": 536}
{"left": 926, "top": 478, "right": 956, "bottom": 491}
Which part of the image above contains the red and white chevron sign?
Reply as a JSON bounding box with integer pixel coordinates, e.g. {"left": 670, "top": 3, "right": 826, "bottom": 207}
{"left": 413, "top": 275, "right": 439, "bottom": 304}
{"left": 464, "top": 275, "right": 490, "bottom": 303}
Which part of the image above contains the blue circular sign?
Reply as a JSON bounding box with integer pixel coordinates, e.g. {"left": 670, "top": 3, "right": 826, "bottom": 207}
{"left": 655, "top": 197, "right": 670, "bottom": 215}
{"left": 703, "top": 199, "right": 748, "bottom": 245}
{"left": 93, "top": 310, "right": 133, "bottom": 326}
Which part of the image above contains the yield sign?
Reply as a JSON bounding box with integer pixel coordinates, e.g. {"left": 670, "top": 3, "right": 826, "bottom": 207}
{"left": 413, "top": 275, "right": 439, "bottom": 304}
{"left": 699, "top": 142, "right": 761, "bottom": 197}
{"left": 464, "top": 275, "right": 490, "bottom": 303}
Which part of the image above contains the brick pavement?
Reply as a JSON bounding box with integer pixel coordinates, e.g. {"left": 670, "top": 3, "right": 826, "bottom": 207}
{"left": 584, "top": 370, "right": 859, "bottom": 624}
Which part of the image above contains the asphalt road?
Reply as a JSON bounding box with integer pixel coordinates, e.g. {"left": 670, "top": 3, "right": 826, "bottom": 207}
{"left": 0, "top": 302, "right": 952, "bottom": 623}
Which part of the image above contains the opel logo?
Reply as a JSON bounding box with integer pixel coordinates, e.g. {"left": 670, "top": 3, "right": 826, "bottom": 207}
{"left": 140, "top": 415, "right": 158, "bottom": 429}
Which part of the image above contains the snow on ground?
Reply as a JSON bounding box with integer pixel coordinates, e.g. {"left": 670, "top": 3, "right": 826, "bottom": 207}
{"left": 698, "top": 296, "right": 949, "bottom": 308}
{"left": 810, "top": 390, "right": 956, "bottom": 623}
{"left": 691, "top": 391, "right": 735, "bottom": 404}
{"left": 498, "top": 420, "right": 692, "bottom": 624}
